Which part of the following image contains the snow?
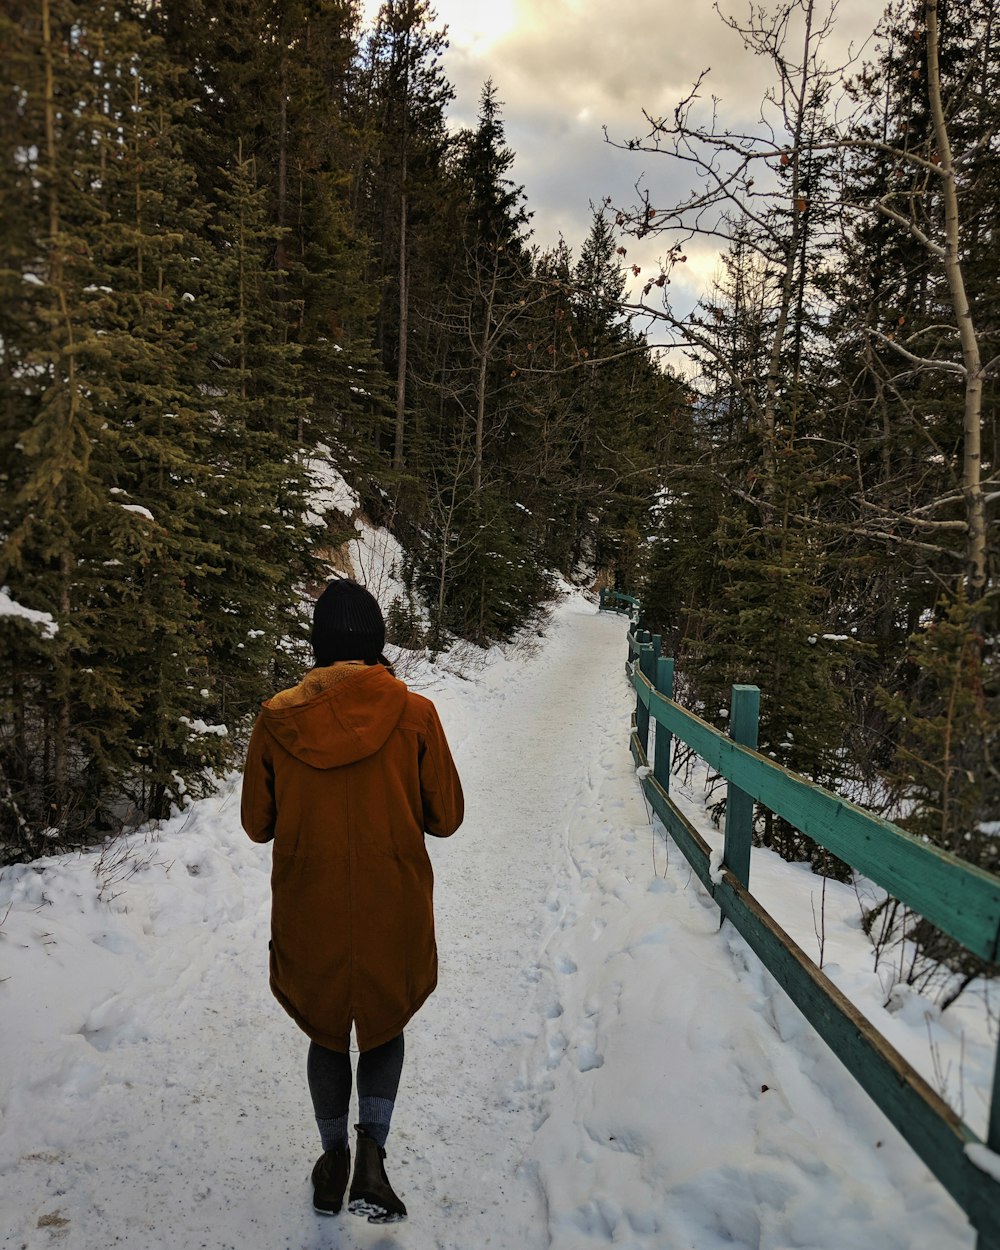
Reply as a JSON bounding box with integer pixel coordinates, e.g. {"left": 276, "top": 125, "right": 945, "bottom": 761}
{"left": 119, "top": 503, "right": 154, "bottom": 522}
{"left": 0, "top": 597, "right": 991, "bottom": 1249}
{"left": 0, "top": 585, "right": 58, "bottom": 639}
{"left": 303, "top": 445, "right": 360, "bottom": 526}
{"left": 709, "top": 845, "right": 726, "bottom": 885}
{"left": 178, "top": 717, "right": 228, "bottom": 737}
{"left": 966, "top": 1143, "right": 1000, "bottom": 1183}
{"left": 305, "top": 449, "right": 414, "bottom": 617}
{"left": 347, "top": 522, "right": 410, "bottom": 613}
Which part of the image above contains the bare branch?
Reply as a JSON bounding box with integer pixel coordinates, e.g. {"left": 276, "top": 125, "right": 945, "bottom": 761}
{"left": 825, "top": 523, "right": 966, "bottom": 561}
{"left": 874, "top": 199, "right": 946, "bottom": 257}
{"left": 719, "top": 484, "right": 967, "bottom": 561}
{"left": 908, "top": 484, "right": 1000, "bottom": 515}
{"left": 857, "top": 499, "right": 967, "bottom": 531}
{"left": 869, "top": 329, "right": 965, "bottom": 376}
{"left": 514, "top": 340, "right": 658, "bottom": 376}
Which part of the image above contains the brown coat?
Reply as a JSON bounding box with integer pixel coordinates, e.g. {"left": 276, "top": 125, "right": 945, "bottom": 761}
{"left": 241, "top": 663, "right": 464, "bottom": 1051}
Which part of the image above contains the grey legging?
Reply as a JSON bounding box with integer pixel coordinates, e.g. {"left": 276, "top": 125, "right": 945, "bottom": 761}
{"left": 307, "top": 1033, "right": 404, "bottom": 1146}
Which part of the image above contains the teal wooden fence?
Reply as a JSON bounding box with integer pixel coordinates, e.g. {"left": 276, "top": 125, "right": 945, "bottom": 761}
{"left": 598, "top": 588, "right": 641, "bottom": 621}
{"left": 620, "top": 623, "right": 1000, "bottom": 1250}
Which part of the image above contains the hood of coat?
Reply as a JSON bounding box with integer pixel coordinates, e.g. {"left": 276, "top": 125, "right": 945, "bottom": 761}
{"left": 259, "top": 663, "right": 409, "bottom": 769}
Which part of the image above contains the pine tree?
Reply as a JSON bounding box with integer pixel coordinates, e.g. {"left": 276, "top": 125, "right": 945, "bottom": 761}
{"left": 0, "top": 2, "right": 328, "bottom": 855}
{"left": 813, "top": 0, "right": 999, "bottom": 819}
{"left": 157, "top": 0, "right": 390, "bottom": 463}
{"left": 566, "top": 210, "right": 629, "bottom": 571}
{"left": 0, "top": 0, "right": 137, "bottom": 853}
{"left": 400, "top": 82, "right": 543, "bottom": 644}
{"left": 197, "top": 144, "right": 320, "bottom": 726}
{"left": 354, "top": 0, "right": 454, "bottom": 471}
{"left": 870, "top": 591, "right": 999, "bottom": 990}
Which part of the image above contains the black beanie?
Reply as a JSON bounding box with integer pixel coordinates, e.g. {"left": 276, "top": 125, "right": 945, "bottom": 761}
{"left": 311, "top": 580, "right": 386, "bottom": 666}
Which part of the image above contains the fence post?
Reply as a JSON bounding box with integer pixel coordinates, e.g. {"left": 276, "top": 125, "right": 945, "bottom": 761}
{"left": 723, "top": 684, "right": 760, "bottom": 890}
{"left": 653, "top": 656, "right": 675, "bottom": 793}
{"left": 635, "top": 633, "right": 653, "bottom": 756}
{"left": 980, "top": 1049, "right": 1000, "bottom": 1250}
{"left": 648, "top": 634, "right": 661, "bottom": 763}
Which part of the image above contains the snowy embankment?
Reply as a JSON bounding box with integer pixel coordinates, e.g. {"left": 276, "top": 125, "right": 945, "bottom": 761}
{"left": 0, "top": 594, "right": 992, "bottom": 1249}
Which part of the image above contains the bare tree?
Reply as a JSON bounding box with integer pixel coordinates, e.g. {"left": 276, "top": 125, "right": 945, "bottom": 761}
{"left": 608, "top": 0, "right": 998, "bottom": 595}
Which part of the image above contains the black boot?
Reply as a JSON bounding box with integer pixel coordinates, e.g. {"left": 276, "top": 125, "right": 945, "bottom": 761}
{"left": 347, "top": 1125, "right": 407, "bottom": 1223}
{"left": 311, "top": 1146, "right": 350, "bottom": 1215}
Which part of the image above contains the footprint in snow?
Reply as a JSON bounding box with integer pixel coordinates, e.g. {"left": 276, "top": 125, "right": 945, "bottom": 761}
{"left": 569, "top": 1197, "right": 623, "bottom": 1239}
{"left": 555, "top": 954, "right": 578, "bottom": 975}
{"left": 574, "top": 1043, "right": 605, "bottom": 1072}
{"left": 546, "top": 1031, "right": 570, "bottom": 1070}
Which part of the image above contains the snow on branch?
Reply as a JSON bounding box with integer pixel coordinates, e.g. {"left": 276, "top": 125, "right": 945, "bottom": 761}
{"left": 0, "top": 587, "right": 58, "bottom": 640}
{"left": 179, "top": 716, "right": 228, "bottom": 737}
{"left": 119, "top": 503, "right": 155, "bottom": 522}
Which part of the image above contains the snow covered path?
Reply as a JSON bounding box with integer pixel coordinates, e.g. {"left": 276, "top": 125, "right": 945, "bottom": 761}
{"left": 0, "top": 596, "right": 979, "bottom": 1249}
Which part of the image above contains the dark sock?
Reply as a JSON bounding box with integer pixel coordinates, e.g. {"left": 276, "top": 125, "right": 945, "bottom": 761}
{"left": 357, "top": 1097, "right": 393, "bottom": 1148}
{"left": 316, "top": 1113, "right": 349, "bottom": 1152}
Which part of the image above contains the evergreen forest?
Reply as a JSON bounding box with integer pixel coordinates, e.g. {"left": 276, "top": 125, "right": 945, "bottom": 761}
{"left": 1, "top": 0, "right": 998, "bottom": 982}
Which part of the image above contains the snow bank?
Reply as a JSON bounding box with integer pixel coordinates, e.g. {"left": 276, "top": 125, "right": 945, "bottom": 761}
{"left": 302, "top": 444, "right": 360, "bottom": 526}
{"left": 304, "top": 447, "right": 415, "bottom": 624}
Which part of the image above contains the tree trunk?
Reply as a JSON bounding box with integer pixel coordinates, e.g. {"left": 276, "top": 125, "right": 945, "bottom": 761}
{"left": 53, "top": 551, "right": 71, "bottom": 823}
{"left": 760, "top": 0, "right": 815, "bottom": 493}
{"left": 42, "top": 0, "right": 73, "bottom": 828}
{"left": 436, "top": 518, "right": 450, "bottom": 641}
{"left": 925, "top": 0, "right": 987, "bottom": 596}
{"left": 277, "top": 55, "right": 288, "bottom": 241}
{"left": 474, "top": 252, "right": 499, "bottom": 495}
{"left": 394, "top": 183, "right": 408, "bottom": 469}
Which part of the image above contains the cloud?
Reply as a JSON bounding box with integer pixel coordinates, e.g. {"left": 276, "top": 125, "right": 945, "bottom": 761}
{"left": 436, "top": 5, "right": 738, "bottom": 248}
{"left": 364, "top": 0, "right": 882, "bottom": 346}
{"left": 491, "top": 0, "right": 775, "bottom": 121}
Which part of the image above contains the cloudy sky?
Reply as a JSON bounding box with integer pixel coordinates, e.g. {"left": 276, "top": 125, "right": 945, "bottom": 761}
{"left": 361, "top": 0, "right": 882, "bottom": 354}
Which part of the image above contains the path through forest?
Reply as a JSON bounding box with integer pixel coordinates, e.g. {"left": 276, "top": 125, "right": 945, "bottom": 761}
{"left": 0, "top": 595, "right": 975, "bottom": 1249}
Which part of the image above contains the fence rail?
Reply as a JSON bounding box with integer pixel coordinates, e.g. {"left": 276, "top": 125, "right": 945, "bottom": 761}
{"left": 598, "top": 588, "right": 641, "bottom": 620}
{"left": 619, "top": 622, "right": 1000, "bottom": 1250}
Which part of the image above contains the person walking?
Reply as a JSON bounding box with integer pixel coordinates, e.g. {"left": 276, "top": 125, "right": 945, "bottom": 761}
{"left": 241, "top": 578, "right": 464, "bottom": 1222}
